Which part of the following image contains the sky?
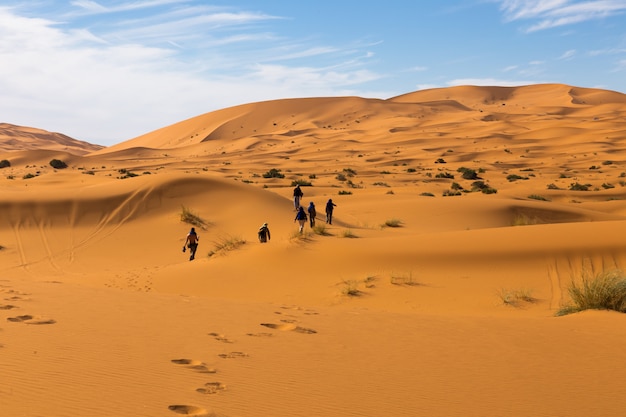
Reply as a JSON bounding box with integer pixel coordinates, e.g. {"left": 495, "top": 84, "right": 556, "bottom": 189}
{"left": 1, "top": 0, "right": 626, "bottom": 146}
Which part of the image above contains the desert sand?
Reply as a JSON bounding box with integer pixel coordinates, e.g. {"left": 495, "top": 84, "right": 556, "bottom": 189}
{"left": 2, "top": 84, "right": 626, "bottom": 416}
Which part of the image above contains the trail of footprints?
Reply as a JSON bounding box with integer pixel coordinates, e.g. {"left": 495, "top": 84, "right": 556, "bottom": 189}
{"left": 0, "top": 283, "right": 57, "bottom": 332}
{"left": 168, "top": 305, "right": 318, "bottom": 416}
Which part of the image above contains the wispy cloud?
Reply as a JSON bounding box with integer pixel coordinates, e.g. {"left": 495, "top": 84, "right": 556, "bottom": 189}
{"left": 559, "top": 49, "right": 577, "bottom": 59}
{"left": 497, "top": 0, "right": 626, "bottom": 32}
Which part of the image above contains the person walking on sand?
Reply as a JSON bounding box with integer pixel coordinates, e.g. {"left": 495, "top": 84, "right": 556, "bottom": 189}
{"left": 258, "top": 222, "right": 271, "bottom": 243}
{"left": 307, "top": 201, "right": 317, "bottom": 228}
{"left": 183, "top": 227, "right": 199, "bottom": 261}
{"left": 293, "top": 184, "right": 304, "bottom": 210}
{"left": 294, "top": 206, "right": 307, "bottom": 234}
{"left": 325, "top": 199, "right": 337, "bottom": 225}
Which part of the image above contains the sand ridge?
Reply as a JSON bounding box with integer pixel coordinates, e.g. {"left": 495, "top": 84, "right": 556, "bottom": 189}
{"left": 2, "top": 83, "right": 626, "bottom": 416}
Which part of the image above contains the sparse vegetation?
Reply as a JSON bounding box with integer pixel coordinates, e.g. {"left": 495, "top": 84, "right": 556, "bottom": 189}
{"left": 262, "top": 168, "right": 284, "bottom": 178}
{"left": 390, "top": 272, "right": 420, "bottom": 286}
{"left": 291, "top": 179, "right": 312, "bottom": 186}
{"left": 569, "top": 182, "right": 591, "bottom": 191}
{"left": 341, "top": 229, "right": 358, "bottom": 238}
{"left": 435, "top": 172, "right": 454, "bottom": 179}
{"left": 497, "top": 288, "right": 537, "bottom": 307}
{"left": 338, "top": 190, "right": 352, "bottom": 195}
{"left": 49, "top": 159, "right": 67, "bottom": 169}
{"left": 0, "top": 159, "right": 10, "bottom": 168}
{"left": 506, "top": 174, "right": 527, "bottom": 182}
{"left": 23, "top": 173, "right": 35, "bottom": 179}
{"left": 180, "top": 205, "right": 207, "bottom": 229}
{"left": 557, "top": 270, "right": 626, "bottom": 316}
{"left": 457, "top": 167, "right": 478, "bottom": 180}
{"left": 383, "top": 218, "right": 403, "bottom": 228}
{"left": 312, "top": 224, "right": 331, "bottom": 236}
{"left": 340, "top": 280, "right": 363, "bottom": 297}
{"left": 420, "top": 192, "right": 435, "bottom": 197}
{"left": 343, "top": 168, "right": 357, "bottom": 176}
{"left": 528, "top": 194, "right": 550, "bottom": 201}
{"left": 207, "top": 235, "right": 246, "bottom": 257}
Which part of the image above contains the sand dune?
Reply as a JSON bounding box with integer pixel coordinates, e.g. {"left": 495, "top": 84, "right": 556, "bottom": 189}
{"left": 2, "top": 84, "right": 626, "bottom": 416}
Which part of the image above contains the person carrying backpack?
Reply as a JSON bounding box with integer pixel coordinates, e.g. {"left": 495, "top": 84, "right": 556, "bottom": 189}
{"left": 294, "top": 206, "right": 307, "bottom": 233}
{"left": 258, "top": 222, "right": 271, "bottom": 243}
{"left": 293, "top": 184, "right": 304, "bottom": 210}
{"left": 307, "top": 201, "right": 317, "bottom": 227}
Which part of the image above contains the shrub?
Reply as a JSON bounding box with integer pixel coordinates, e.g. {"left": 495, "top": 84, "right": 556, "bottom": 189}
{"left": 435, "top": 172, "right": 454, "bottom": 179}
{"left": 262, "top": 168, "right": 284, "bottom": 178}
{"left": 602, "top": 183, "right": 615, "bottom": 189}
{"left": 435, "top": 158, "right": 446, "bottom": 164}
{"left": 312, "top": 224, "right": 331, "bottom": 236}
{"left": 340, "top": 280, "right": 362, "bottom": 297}
{"left": 0, "top": 159, "right": 10, "bottom": 168}
{"left": 343, "top": 168, "right": 357, "bottom": 176}
{"left": 336, "top": 173, "right": 347, "bottom": 181}
{"left": 457, "top": 167, "right": 478, "bottom": 180}
{"left": 528, "top": 194, "right": 550, "bottom": 201}
{"left": 341, "top": 229, "right": 358, "bottom": 238}
{"left": 497, "top": 288, "right": 537, "bottom": 307}
{"left": 407, "top": 168, "right": 416, "bottom": 173}
{"left": 50, "top": 159, "right": 67, "bottom": 169}
{"left": 180, "top": 205, "right": 207, "bottom": 229}
{"left": 291, "top": 179, "right": 312, "bottom": 186}
{"left": 390, "top": 272, "right": 420, "bottom": 286}
{"left": 546, "top": 183, "right": 560, "bottom": 190}
{"left": 338, "top": 190, "right": 352, "bottom": 195}
{"left": 208, "top": 235, "right": 246, "bottom": 257}
{"left": 23, "top": 173, "right": 35, "bottom": 179}
{"left": 557, "top": 270, "right": 626, "bottom": 316}
{"left": 383, "top": 218, "right": 403, "bottom": 228}
{"left": 569, "top": 182, "right": 591, "bottom": 191}
{"left": 443, "top": 190, "right": 462, "bottom": 196}
{"left": 420, "top": 192, "right": 435, "bottom": 197}
{"left": 507, "top": 174, "right": 527, "bottom": 182}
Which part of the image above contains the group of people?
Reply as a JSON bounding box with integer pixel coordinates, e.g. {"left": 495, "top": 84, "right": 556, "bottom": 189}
{"left": 292, "top": 184, "right": 336, "bottom": 234}
{"left": 182, "top": 185, "right": 338, "bottom": 261}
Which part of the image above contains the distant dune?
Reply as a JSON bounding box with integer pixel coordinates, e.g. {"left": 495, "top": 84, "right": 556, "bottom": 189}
{"left": 2, "top": 84, "right": 626, "bottom": 417}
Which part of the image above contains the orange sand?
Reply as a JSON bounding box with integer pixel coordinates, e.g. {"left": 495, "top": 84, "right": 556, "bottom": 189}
{"left": 2, "top": 84, "right": 626, "bottom": 416}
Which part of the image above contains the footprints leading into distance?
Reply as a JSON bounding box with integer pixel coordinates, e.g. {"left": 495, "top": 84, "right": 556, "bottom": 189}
{"left": 6, "top": 314, "right": 56, "bottom": 325}
{"left": 168, "top": 404, "right": 209, "bottom": 415}
{"left": 171, "top": 358, "right": 216, "bottom": 374}
{"left": 260, "top": 322, "right": 317, "bottom": 334}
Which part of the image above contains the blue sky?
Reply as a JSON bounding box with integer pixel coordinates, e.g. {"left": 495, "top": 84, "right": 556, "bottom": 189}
{"left": 1, "top": 0, "right": 626, "bottom": 146}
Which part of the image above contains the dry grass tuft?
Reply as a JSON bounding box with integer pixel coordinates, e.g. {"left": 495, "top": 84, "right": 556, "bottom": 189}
{"left": 497, "top": 288, "right": 537, "bottom": 307}
{"left": 557, "top": 269, "right": 626, "bottom": 316}
{"left": 180, "top": 205, "right": 208, "bottom": 229}
{"left": 208, "top": 235, "right": 246, "bottom": 257}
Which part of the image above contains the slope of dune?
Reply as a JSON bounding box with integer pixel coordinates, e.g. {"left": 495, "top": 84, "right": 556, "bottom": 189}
{"left": 0, "top": 123, "right": 103, "bottom": 154}
{"left": 2, "top": 84, "right": 626, "bottom": 417}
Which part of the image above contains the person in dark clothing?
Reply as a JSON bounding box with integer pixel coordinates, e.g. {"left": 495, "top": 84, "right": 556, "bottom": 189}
{"left": 307, "top": 201, "right": 317, "bottom": 227}
{"left": 183, "top": 227, "right": 199, "bottom": 261}
{"left": 325, "top": 199, "right": 336, "bottom": 224}
{"left": 258, "top": 222, "right": 271, "bottom": 243}
{"left": 294, "top": 206, "right": 307, "bottom": 233}
{"left": 293, "top": 184, "right": 304, "bottom": 210}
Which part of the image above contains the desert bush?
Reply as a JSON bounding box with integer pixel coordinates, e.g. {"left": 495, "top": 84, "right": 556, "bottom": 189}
{"left": 373, "top": 182, "right": 389, "bottom": 187}
{"left": 528, "top": 194, "right": 550, "bottom": 201}
{"left": 443, "top": 189, "right": 462, "bottom": 196}
{"left": 471, "top": 181, "right": 497, "bottom": 194}
{"left": 507, "top": 174, "right": 527, "bottom": 182}
{"left": 457, "top": 167, "right": 478, "bottom": 180}
{"left": 0, "top": 159, "right": 10, "bottom": 168}
{"left": 343, "top": 168, "right": 357, "bottom": 176}
{"left": 390, "top": 272, "right": 420, "bottom": 286}
{"left": 546, "top": 183, "right": 560, "bottom": 190}
{"left": 312, "top": 224, "right": 331, "bottom": 236}
{"left": 380, "top": 170, "right": 391, "bottom": 175}
{"left": 383, "top": 218, "right": 403, "bottom": 228}
{"left": 420, "top": 192, "right": 435, "bottom": 197}
{"left": 407, "top": 168, "right": 417, "bottom": 173}
{"left": 602, "top": 183, "right": 615, "bottom": 189}
{"left": 262, "top": 168, "right": 284, "bottom": 178}
{"left": 340, "top": 280, "right": 363, "bottom": 297}
{"left": 336, "top": 173, "right": 347, "bottom": 181}
{"left": 435, "top": 158, "right": 446, "bottom": 164}
{"left": 497, "top": 288, "right": 537, "bottom": 307}
{"left": 50, "top": 159, "right": 68, "bottom": 169}
{"left": 180, "top": 205, "right": 207, "bottom": 229}
{"left": 341, "top": 229, "right": 358, "bottom": 238}
{"left": 23, "top": 173, "right": 35, "bottom": 179}
{"left": 569, "top": 182, "right": 591, "bottom": 191}
{"left": 291, "top": 179, "right": 312, "bottom": 186}
{"left": 338, "top": 190, "right": 352, "bottom": 195}
{"left": 435, "top": 172, "right": 454, "bottom": 179}
{"left": 557, "top": 270, "right": 626, "bottom": 316}
{"left": 208, "top": 235, "right": 246, "bottom": 257}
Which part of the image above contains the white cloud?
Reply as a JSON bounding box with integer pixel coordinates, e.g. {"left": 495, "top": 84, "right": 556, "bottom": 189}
{"left": 498, "top": 0, "right": 626, "bottom": 32}
{"left": 559, "top": 49, "right": 577, "bottom": 59}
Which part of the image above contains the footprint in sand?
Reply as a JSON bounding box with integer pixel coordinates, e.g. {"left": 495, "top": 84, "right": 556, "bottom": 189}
{"left": 168, "top": 404, "right": 208, "bottom": 415}
{"left": 171, "top": 359, "right": 216, "bottom": 374}
{"left": 208, "top": 332, "right": 235, "bottom": 343}
{"left": 217, "top": 351, "right": 249, "bottom": 359}
{"left": 246, "top": 332, "right": 274, "bottom": 337}
{"left": 196, "top": 381, "right": 226, "bottom": 395}
{"left": 7, "top": 315, "right": 56, "bottom": 325}
{"left": 260, "top": 323, "right": 317, "bottom": 334}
